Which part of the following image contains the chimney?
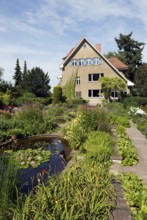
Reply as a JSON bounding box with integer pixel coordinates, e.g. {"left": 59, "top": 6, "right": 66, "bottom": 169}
{"left": 95, "top": 44, "right": 101, "bottom": 52}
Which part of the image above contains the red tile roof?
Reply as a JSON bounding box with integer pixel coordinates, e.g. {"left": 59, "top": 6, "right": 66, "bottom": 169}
{"left": 108, "top": 57, "right": 128, "bottom": 70}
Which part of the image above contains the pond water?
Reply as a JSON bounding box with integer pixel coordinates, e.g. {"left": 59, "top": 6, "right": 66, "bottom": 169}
{"left": 0, "top": 136, "right": 71, "bottom": 194}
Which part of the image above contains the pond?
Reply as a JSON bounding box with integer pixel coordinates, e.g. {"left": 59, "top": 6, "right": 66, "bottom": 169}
{"left": 0, "top": 136, "right": 72, "bottom": 194}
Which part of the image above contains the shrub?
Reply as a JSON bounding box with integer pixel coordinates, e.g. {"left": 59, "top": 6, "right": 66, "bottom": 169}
{"left": 82, "top": 131, "right": 114, "bottom": 162}
{"left": 63, "top": 115, "right": 87, "bottom": 149}
{"left": 15, "top": 92, "right": 35, "bottom": 106}
{"left": 105, "top": 102, "right": 128, "bottom": 116}
{"left": 53, "top": 86, "right": 62, "bottom": 103}
{"left": 123, "top": 96, "right": 147, "bottom": 108}
{"left": 117, "top": 116, "right": 130, "bottom": 127}
{"left": 78, "top": 106, "right": 111, "bottom": 132}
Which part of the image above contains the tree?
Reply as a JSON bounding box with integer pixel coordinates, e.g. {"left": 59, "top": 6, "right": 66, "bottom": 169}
{"left": 26, "top": 67, "right": 51, "bottom": 97}
{"left": 115, "top": 32, "right": 145, "bottom": 82}
{"left": 0, "top": 68, "right": 3, "bottom": 81}
{"left": 100, "top": 77, "right": 126, "bottom": 102}
{"left": 104, "top": 51, "right": 124, "bottom": 61}
{"left": 13, "top": 58, "right": 22, "bottom": 86}
{"left": 134, "top": 63, "right": 147, "bottom": 97}
{"left": 21, "top": 60, "right": 28, "bottom": 91}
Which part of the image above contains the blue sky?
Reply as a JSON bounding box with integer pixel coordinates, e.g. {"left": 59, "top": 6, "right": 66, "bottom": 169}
{"left": 0, "top": 0, "right": 147, "bottom": 88}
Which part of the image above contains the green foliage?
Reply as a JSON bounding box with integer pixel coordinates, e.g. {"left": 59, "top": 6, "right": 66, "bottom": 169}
{"left": 104, "top": 51, "right": 124, "bottom": 61}
{"left": 115, "top": 32, "right": 145, "bottom": 82}
{"left": 78, "top": 106, "right": 111, "bottom": 133}
{"left": 121, "top": 173, "right": 147, "bottom": 219}
{"left": 22, "top": 67, "right": 51, "bottom": 97}
{"left": 63, "top": 114, "right": 87, "bottom": 149}
{"left": 10, "top": 160, "right": 114, "bottom": 220}
{"left": 134, "top": 63, "right": 147, "bottom": 96}
{"left": 117, "top": 126, "right": 138, "bottom": 165}
{"left": 15, "top": 92, "right": 35, "bottom": 106}
{"left": 0, "top": 155, "right": 19, "bottom": 219}
{"left": 13, "top": 107, "right": 55, "bottom": 135}
{"left": 53, "top": 86, "right": 62, "bottom": 103}
{"left": 64, "top": 107, "right": 111, "bottom": 149}
{"left": 13, "top": 58, "right": 22, "bottom": 87}
{"left": 105, "top": 102, "right": 128, "bottom": 116}
{"left": 123, "top": 96, "right": 147, "bottom": 108}
{"left": 82, "top": 131, "right": 114, "bottom": 162}
{"left": 5, "top": 147, "right": 51, "bottom": 169}
{"left": 100, "top": 77, "right": 126, "bottom": 101}
{"left": 63, "top": 70, "right": 77, "bottom": 100}
{"left": 132, "top": 115, "right": 147, "bottom": 138}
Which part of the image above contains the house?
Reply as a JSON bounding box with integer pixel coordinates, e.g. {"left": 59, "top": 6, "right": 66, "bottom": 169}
{"left": 59, "top": 37, "right": 134, "bottom": 104}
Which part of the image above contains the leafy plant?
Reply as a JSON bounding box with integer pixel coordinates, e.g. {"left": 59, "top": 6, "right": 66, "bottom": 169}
{"left": 121, "top": 173, "right": 147, "bottom": 219}
{"left": 0, "top": 155, "right": 19, "bottom": 219}
{"left": 5, "top": 148, "right": 51, "bottom": 169}
{"left": 117, "top": 126, "right": 138, "bottom": 165}
{"left": 10, "top": 160, "right": 115, "bottom": 220}
{"left": 82, "top": 131, "right": 114, "bottom": 162}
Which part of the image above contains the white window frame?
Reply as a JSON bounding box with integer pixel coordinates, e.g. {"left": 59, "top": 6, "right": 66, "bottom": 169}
{"left": 76, "top": 76, "right": 80, "bottom": 85}
{"left": 88, "top": 89, "right": 103, "bottom": 97}
{"left": 88, "top": 73, "right": 104, "bottom": 81}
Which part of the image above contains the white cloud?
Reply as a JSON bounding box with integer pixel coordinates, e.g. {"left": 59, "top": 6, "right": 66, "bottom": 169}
{"left": 1, "top": 0, "right": 147, "bottom": 87}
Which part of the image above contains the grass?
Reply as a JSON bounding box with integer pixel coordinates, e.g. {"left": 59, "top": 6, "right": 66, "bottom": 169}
{"left": 0, "top": 153, "right": 19, "bottom": 219}
{"left": 10, "top": 159, "right": 115, "bottom": 220}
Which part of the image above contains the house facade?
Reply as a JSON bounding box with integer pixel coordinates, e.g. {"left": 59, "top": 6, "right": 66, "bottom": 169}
{"left": 59, "top": 37, "right": 134, "bottom": 104}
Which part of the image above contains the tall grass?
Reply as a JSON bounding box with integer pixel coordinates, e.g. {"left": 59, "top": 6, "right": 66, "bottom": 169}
{"left": 10, "top": 159, "right": 114, "bottom": 220}
{"left": 0, "top": 153, "right": 19, "bottom": 219}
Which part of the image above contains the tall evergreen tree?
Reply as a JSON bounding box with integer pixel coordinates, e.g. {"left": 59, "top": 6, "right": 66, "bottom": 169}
{"left": 0, "top": 68, "right": 3, "bottom": 80}
{"left": 21, "top": 60, "right": 28, "bottom": 91}
{"left": 135, "top": 63, "right": 147, "bottom": 96}
{"left": 26, "top": 67, "right": 51, "bottom": 97}
{"left": 115, "top": 32, "right": 145, "bottom": 82}
{"left": 13, "top": 58, "right": 22, "bottom": 86}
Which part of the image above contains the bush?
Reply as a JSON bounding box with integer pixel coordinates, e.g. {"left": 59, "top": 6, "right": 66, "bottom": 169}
{"left": 82, "top": 131, "right": 114, "bottom": 162}
{"left": 105, "top": 102, "right": 128, "bottom": 116}
{"left": 53, "top": 86, "right": 62, "bottom": 103}
{"left": 15, "top": 92, "right": 35, "bottom": 106}
{"left": 123, "top": 96, "right": 147, "bottom": 108}
{"left": 78, "top": 106, "right": 111, "bottom": 133}
{"left": 117, "top": 116, "right": 130, "bottom": 127}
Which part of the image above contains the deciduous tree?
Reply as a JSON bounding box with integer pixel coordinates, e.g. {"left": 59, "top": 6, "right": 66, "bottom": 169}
{"left": 100, "top": 77, "right": 126, "bottom": 102}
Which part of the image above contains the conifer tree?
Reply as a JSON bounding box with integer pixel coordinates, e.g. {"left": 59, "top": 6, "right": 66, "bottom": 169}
{"left": 115, "top": 32, "right": 145, "bottom": 82}
{"left": 13, "top": 58, "right": 22, "bottom": 86}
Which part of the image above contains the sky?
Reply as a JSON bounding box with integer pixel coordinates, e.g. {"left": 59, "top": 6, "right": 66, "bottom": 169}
{"left": 0, "top": 0, "right": 147, "bottom": 89}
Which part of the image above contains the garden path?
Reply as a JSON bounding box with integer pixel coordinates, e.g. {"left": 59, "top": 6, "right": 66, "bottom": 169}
{"left": 111, "top": 121, "right": 147, "bottom": 185}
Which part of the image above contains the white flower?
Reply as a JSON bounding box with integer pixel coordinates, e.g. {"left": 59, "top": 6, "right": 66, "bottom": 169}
{"left": 37, "top": 156, "right": 42, "bottom": 160}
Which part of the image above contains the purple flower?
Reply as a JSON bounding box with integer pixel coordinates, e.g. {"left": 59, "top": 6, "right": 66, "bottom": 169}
{"left": 31, "top": 161, "right": 35, "bottom": 165}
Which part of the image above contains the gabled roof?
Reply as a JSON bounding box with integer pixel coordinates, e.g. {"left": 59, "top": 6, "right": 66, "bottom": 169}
{"left": 63, "top": 48, "right": 74, "bottom": 60}
{"left": 108, "top": 57, "right": 128, "bottom": 70}
{"left": 61, "top": 37, "right": 134, "bottom": 86}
